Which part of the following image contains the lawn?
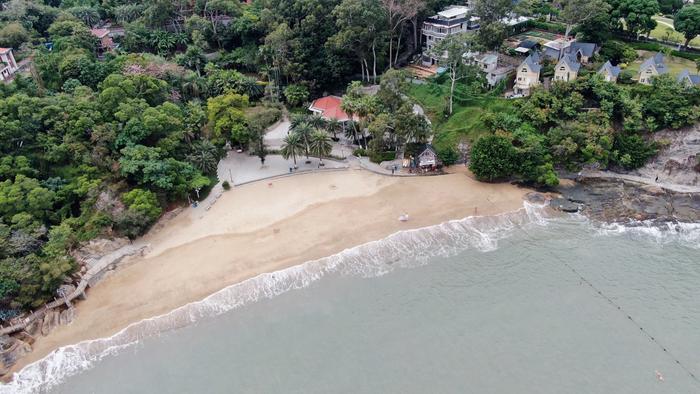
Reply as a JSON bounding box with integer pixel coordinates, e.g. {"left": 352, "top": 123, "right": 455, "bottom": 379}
{"left": 650, "top": 16, "right": 700, "bottom": 48}
{"left": 623, "top": 50, "right": 698, "bottom": 78}
{"left": 408, "top": 80, "right": 515, "bottom": 148}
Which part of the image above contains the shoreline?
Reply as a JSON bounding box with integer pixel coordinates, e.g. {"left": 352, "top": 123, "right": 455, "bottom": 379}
{"left": 6, "top": 168, "right": 531, "bottom": 379}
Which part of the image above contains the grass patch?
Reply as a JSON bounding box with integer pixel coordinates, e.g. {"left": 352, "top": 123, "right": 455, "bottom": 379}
{"left": 650, "top": 16, "right": 700, "bottom": 48}
{"left": 623, "top": 50, "right": 698, "bottom": 78}
{"left": 408, "top": 80, "right": 515, "bottom": 148}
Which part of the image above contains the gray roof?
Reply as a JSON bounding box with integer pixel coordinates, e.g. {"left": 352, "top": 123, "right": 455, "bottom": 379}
{"left": 568, "top": 42, "right": 596, "bottom": 58}
{"left": 598, "top": 61, "right": 621, "bottom": 78}
{"left": 677, "top": 69, "right": 700, "bottom": 86}
{"left": 522, "top": 52, "right": 541, "bottom": 73}
{"left": 640, "top": 52, "right": 668, "bottom": 75}
{"left": 518, "top": 40, "right": 539, "bottom": 49}
{"left": 557, "top": 54, "right": 581, "bottom": 72}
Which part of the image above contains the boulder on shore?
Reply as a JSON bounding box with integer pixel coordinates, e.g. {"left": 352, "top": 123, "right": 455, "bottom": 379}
{"left": 0, "top": 335, "right": 31, "bottom": 376}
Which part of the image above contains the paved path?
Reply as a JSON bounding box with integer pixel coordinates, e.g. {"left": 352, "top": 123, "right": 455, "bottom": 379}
{"left": 218, "top": 151, "right": 348, "bottom": 186}
{"left": 581, "top": 170, "right": 700, "bottom": 194}
{"left": 348, "top": 156, "right": 416, "bottom": 177}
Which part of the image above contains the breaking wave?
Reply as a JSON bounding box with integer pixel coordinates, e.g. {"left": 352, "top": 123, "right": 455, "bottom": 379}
{"left": 594, "top": 220, "right": 700, "bottom": 249}
{"left": 3, "top": 201, "right": 698, "bottom": 393}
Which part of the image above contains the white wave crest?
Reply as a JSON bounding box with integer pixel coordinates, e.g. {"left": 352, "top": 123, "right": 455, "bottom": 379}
{"left": 2, "top": 202, "right": 553, "bottom": 393}
{"left": 594, "top": 220, "right": 700, "bottom": 249}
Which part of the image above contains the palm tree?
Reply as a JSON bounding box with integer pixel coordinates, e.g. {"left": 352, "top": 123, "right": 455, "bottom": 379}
{"left": 281, "top": 132, "right": 304, "bottom": 167}
{"left": 292, "top": 121, "right": 314, "bottom": 161}
{"left": 186, "top": 140, "right": 220, "bottom": 174}
{"left": 310, "top": 130, "right": 333, "bottom": 165}
{"left": 325, "top": 118, "right": 342, "bottom": 139}
{"left": 289, "top": 113, "right": 309, "bottom": 130}
{"left": 308, "top": 114, "right": 326, "bottom": 130}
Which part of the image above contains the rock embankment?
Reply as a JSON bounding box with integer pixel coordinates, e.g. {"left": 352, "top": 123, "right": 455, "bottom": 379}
{"left": 552, "top": 178, "right": 700, "bottom": 222}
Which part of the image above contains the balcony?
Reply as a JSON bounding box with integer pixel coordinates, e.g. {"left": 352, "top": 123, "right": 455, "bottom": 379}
{"left": 424, "top": 17, "right": 467, "bottom": 27}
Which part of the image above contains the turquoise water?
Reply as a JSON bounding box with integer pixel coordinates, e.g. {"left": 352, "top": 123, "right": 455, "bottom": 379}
{"left": 6, "top": 206, "right": 700, "bottom": 393}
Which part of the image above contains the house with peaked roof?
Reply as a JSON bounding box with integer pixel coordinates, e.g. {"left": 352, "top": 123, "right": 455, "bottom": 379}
{"left": 567, "top": 42, "right": 597, "bottom": 64}
{"left": 598, "top": 61, "right": 621, "bottom": 83}
{"left": 638, "top": 52, "right": 668, "bottom": 85}
{"left": 553, "top": 54, "right": 580, "bottom": 82}
{"left": 475, "top": 53, "right": 514, "bottom": 87}
{"left": 677, "top": 69, "right": 700, "bottom": 87}
{"left": 308, "top": 96, "right": 355, "bottom": 123}
{"left": 0, "top": 48, "right": 19, "bottom": 81}
{"left": 543, "top": 39, "right": 597, "bottom": 64}
{"left": 91, "top": 28, "right": 116, "bottom": 53}
{"left": 514, "top": 52, "right": 541, "bottom": 96}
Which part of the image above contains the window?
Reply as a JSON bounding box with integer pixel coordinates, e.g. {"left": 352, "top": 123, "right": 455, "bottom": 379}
{"left": 522, "top": 68, "right": 527, "bottom": 72}
{"left": 559, "top": 67, "right": 565, "bottom": 71}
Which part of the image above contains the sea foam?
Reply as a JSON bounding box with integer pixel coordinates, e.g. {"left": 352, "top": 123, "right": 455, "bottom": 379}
{"left": 2, "top": 202, "right": 551, "bottom": 393}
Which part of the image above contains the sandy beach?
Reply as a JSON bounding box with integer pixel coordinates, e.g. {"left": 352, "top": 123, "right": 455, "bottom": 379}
{"left": 12, "top": 168, "right": 529, "bottom": 373}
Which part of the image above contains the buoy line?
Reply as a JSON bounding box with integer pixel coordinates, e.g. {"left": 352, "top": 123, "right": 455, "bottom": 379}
{"left": 562, "top": 261, "right": 699, "bottom": 385}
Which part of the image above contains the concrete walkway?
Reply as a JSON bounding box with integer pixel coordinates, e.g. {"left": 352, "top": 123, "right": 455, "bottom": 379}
{"left": 218, "top": 151, "right": 348, "bottom": 186}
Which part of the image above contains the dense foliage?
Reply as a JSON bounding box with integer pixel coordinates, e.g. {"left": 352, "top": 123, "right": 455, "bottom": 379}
{"left": 470, "top": 74, "right": 699, "bottom": 185}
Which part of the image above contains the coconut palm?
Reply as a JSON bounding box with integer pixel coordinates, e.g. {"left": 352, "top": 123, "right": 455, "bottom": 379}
{"left": 325, "top": 118, "right": 342, "bottom": 139}
{"left": 308, "top": 114, "right": 326, "bottom": 130}
{"left": 289, "top": 113, "right": 309, "bottom": 130}
{"left": 292, "top": 121, "right": 314, "bottom": 161}
{"left": 186, "top": 140, "right": 220, "bottom": 174}
{"left": 281, "top": 132, "right": 304, "bottom": 167}
{"left": 310, "top": 130, "right": 333, "bottom": 165}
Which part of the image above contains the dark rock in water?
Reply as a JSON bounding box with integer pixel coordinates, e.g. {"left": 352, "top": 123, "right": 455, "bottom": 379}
{"left": 555, "top": 178, "right": 700, "bottom": 223}
{"left": 526, "top": 192, "right": 547, "bottom": 204}
{"left": 550, "top": 198, "right": 579, "bottom": 213}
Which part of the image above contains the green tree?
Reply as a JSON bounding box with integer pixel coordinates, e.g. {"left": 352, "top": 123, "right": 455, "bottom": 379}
{"left": 310, "top": 130, "right": 333, "bottom": 164}
{"left": 281, "top": 132, "right": 304, "bottom": 167}
{"left": 0, "top": 22, "right": 29, "bottom": 48}
{"left": 431, "top": 32, "right": 475, "bottom": 115}
{"left": 469, "top": 135, "right": 517, "bottom": 181}
{"left": 186, "top": 140, "right": 221, "bottom": 174}
{"left": 206, "top": 92, "right": 249, "bottom": 144}
{"left": 283, "top": 84, "right": 310, "bottom": 107}
{"left": 612, "top": 0, "right": 660, "bottom": 38}
{"left": 675, "top": 5, "right": 700, "bottom": 49}
{"left": 122, "top": 188, "right": 162, "bottom": 222}
{"left": 291, "top": 121, "right": 314, "bottom": 160}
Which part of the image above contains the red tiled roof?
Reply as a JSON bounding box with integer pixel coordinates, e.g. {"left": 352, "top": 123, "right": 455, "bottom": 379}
{"left": 90, "top": 29, "right": 110, "bottom": 38}
{"left": 308, "top": 96, "right": 354, "bottom": 122}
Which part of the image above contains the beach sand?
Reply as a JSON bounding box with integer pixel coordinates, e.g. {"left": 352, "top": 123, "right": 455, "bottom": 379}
{"left": 12, "top": 168, "right": 529, "bottom": 373}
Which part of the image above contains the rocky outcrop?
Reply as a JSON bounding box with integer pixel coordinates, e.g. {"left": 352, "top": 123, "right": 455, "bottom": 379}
{"left": 40, "top": 310, "right": 60, "bottom": 337}
{"left": 555, "top": 178, "right": 700, "bottom": 222}
{"left": 634, "top": 126, "right": 700, "bottom": 187}
{"left": 0, "top": 336, "right": 32, "bottom": 376}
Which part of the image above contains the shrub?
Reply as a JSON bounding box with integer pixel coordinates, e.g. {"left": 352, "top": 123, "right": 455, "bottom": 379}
{"left": 353, "top": 148, "right": 368, "bottom": 156}
{"left": 435, "top": 144, "right": 460, "bottom": 166}
{"left": 613, "top": 134, "right": 658, "bottom": 170}
{"left": 222, "top": 180, "right": 231, "bottom": 190}
{"left": 283, "top": 84, "right": 310, "bottom": 107}
{"left": 469, "top": 135, "right": 517, "bottom": 181}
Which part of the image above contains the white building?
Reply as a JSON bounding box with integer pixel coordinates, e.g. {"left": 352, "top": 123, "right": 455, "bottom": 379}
{"left": 475, "top": 53, "right": 514, "bottom": 87}
{"left": 0, "top": 48, "right": 19, "bottom": 81}
{"left": 421, "top": 5, "right": 479, "bottom": 65}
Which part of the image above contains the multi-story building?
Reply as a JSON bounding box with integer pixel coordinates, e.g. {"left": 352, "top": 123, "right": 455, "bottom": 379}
{"left": 421, "top": 5, "right": 479, "bottom": 66}
{"left": 0, "top": 48, "right": 19, "bottom": 81}
{"left": 514, "top": 52, "right": 541, "bottom": 96}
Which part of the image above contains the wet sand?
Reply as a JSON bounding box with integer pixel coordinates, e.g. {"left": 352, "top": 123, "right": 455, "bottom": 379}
{"left": 12, "top": 168, "right": 529, "bottom": 374}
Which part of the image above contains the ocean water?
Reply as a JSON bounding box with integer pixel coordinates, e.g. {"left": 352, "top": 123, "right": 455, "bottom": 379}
{"left": 5, "top": 204, "right": 700, "bottom": 393}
